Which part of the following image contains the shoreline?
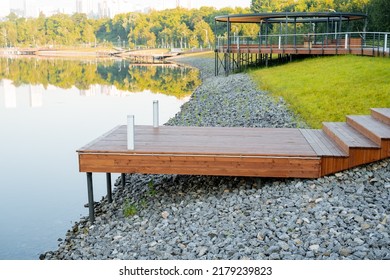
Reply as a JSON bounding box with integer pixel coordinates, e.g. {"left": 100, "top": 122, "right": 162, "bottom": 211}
{"left": 41, "top": 54, "right": 390, "bottom": 260}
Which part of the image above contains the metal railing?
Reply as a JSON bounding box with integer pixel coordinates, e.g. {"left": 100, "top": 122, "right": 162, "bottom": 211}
{"left": 216, "top": 31, "right": 390, "bottom": 56}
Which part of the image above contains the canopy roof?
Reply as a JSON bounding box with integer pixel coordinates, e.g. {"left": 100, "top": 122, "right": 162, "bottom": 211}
{"left": 215, "top": 12, "right": 367, "bottom": 24}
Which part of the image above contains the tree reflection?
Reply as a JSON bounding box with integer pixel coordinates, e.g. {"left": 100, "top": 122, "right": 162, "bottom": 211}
{"left": 0, "top": 58, "right": 200, "bottom": 98}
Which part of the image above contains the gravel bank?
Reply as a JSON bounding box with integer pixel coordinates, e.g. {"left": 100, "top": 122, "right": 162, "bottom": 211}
{"left": 41, "top": 54, "right": 390, "bottom": 260}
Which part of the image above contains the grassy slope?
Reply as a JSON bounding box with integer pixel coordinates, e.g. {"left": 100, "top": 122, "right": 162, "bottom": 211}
{"left": 249, "top": 55, "right": 390, "bottom": 128}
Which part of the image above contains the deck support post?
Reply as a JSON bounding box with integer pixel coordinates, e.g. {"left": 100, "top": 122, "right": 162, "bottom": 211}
{"left": 121, "top": 173, "right": 126, "bottom": 188}
{"left": 106, "top": 173, "right": 112, "bottom": 203}
{"left": 87, "top": 172, "right": 95, "bottom": 223}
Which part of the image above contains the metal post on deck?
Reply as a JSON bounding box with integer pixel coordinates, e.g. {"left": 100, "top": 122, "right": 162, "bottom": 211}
{"left": 153, "top": 100, "right": 159, "bottom": 128}
{"left": 127, "top": 115, "right": 135, "bottom": 150}
{"left": 87, "top": 172, "right": 95, "bottom": 223}
{"left": 384, "top": 34, "right": 388, "bottom": 55}
{"left": 106, "top": 173, "right": 112, "bottom": 203}
{"left": 345, "top": 33, "right": 348, "bottom": 49}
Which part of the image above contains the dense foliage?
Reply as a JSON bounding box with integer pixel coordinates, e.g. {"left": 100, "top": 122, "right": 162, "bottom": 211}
{"left": 251, "top": 0, "right": 389, "bottom": 32}
{"left": 0, "top": 7, "right": 252, "bottom": 48}
{"left": 0, "top": 2, "right": 388, "bottom": 48}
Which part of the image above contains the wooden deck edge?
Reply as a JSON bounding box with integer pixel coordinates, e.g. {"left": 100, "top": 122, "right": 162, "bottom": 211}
{"left": 79, "top": 153, "right": 322, "bottom": 178}
{"left": 77, "top": 125, "right": 122, "bottom": 152}
{"left": 320, "top": 156, "right": 349, "bottom": 176}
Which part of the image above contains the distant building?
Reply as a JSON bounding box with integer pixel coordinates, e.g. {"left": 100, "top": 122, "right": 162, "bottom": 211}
{"left": 98, "top": 1, "right": 110, "bottom": 18}
{"left": 0, "top": 1, "right": 10, "bottom": 18}
{"left": 76, "top": 0, "right": 83, "bottom": 13}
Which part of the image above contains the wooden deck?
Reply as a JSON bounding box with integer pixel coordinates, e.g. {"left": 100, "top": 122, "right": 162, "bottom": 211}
{"left": 79, "top": 126, "right": 323, "bottom": 178}
{"left": 78, "top": 108, "right": 390, "bottom": 222}
{"left": 215, "top": 43, "right": 389, "bottom": 75}
{"left": 218, "top": 44, "right": 389, "bottom": 57}
{"left": 78, "top": 108, "right": 390, "bottom": 178}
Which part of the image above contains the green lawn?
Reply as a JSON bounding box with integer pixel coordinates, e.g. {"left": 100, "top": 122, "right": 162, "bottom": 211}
{"left": 249, "top": 55, "right": 390, "bottom": 128}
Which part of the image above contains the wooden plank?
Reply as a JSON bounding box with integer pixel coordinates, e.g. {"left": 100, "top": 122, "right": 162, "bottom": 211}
{"left": 322, "top": 122, "right": 380, "bottom": 151}
{"left": 371, "top": 108, "right": 390, "bottom": 125}
{"left": 347, "top": 115, "right": 390, "bottom": 145}
{"left": 348, "top": 148, "right": 381, "bottom": 168}
{"left": 79, "top": 125, "right": 318, "bottom": 157}
{"left": 77, "top": 125, "right": 122, "bottom": 151}
{"left": 300, "top": 129, "right": 347, "bottom": 157}
{"left": 321, "top": 156, "right": 349, "bottom": 176}
{"left": 79, "top": 153, "right": 321, "bottom": 178}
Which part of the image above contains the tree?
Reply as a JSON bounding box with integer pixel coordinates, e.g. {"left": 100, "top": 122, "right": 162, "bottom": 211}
{"left": 194, "top": 20, "right": 214, "bottom": 48}
{"left": 368, "top": 0, "right": 390, "bottom": 31}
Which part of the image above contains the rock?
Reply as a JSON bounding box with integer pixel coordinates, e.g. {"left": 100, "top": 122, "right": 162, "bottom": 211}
{"left": 161, "top": 211, "right": 169, "bottom": 219}
{"left": 354, "top": 216, "right": 364, "bottom": 223}
{"left": 257, "top": 232, "right": 265, "bottom": 241}
{"left": 198, "top": 247, "right": 208, "bottom": 257}
{"left": 267, "top": 245, "right": 281, "bottom": 255}
{"left": 354, "top": 238, "right": 365, "bottom": 246}
{"left": 339, "top": 248, "right": 352, "bottom": 257}
{"left": 309, "top": 244, "right": 320, "bottom": 251}
{"left": 361, "top": 223, "right": 371, "bottom": 230}
{"left": 278, "top": 241, "right": 290, "bottom": 251}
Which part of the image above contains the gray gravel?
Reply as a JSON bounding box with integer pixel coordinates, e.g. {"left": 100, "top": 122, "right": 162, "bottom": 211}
{"left": 41, "top": 54, "right": 390, "bottom": 260}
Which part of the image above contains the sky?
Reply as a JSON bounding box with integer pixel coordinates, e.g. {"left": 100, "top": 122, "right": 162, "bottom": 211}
{"left": 0, "top": 0, "right": 252, "bottom": 18}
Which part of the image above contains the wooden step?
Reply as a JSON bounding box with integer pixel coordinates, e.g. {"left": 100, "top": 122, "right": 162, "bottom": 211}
{"left": 300, "top": 129, "right": 347, "bottom": 157}
{"left": 347, "top": 115, "right": 390, "bottom": 158}
{"left": 322, "top": 122, "right": 380, "bottom": 153}
{"left": 346, "top": 115, "right": 390, "bottom": 145}
{"left": 300, "top": 129, "right": 349, "bottom": 176}
{"left": 371, "top": 108, "right": 390, "bottom": 126}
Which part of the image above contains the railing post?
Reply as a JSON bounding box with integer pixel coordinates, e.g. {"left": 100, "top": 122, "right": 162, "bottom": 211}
{"left": 278, "top": 35, "right": 281, "bottom": 49}
{"left": 384, "top": 34, "right": 388, "bottom": 54}
{"left": 259, "top": 32, "right": 262, "bottom": 52}
{"left": 345, "top": 33, "right": 348, "bottom": 49}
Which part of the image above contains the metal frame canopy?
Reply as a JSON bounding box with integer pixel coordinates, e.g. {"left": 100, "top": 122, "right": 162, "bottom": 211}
{"left": 215, "top": 12, "right": 367, "bottom": 24}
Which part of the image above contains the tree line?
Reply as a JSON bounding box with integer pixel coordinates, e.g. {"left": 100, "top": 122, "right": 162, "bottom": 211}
{"left": 0, "top": 1, "right": 388, "bottom": 48}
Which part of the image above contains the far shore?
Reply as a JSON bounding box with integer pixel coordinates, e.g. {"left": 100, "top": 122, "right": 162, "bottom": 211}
{"left": 0, "top": 47, "right": 211, "bottom": 59}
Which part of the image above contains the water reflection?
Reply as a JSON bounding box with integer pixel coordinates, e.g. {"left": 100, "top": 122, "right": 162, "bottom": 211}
{"left": 0, "top": 57, "right": 200, "bottom": 98}
{"left": 0, "top": 57, "right": 199, "bottom": 260}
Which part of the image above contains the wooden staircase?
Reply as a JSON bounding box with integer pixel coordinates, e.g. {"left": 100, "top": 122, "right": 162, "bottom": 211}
{"left": 306, "top": 108, "right": 390, "bottom": 176}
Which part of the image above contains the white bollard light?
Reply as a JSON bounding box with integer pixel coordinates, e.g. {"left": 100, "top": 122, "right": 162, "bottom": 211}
{"left": 153, "top": 100, "right": 159, "bottom": 128}
{"left": 127, "top": 115, "right": 135, "bottom": 150}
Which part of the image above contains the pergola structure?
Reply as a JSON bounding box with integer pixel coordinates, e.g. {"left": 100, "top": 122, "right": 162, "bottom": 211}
{"left": 214, "top": 12, "right": 389, "bottom": 75}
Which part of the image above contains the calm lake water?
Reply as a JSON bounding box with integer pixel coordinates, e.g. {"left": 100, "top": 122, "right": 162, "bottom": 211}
{"left": 0, "top": 57, "right": 200, "bottom": 259}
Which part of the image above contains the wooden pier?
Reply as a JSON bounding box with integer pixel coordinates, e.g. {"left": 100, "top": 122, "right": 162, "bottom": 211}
{"left": 78, "top": 108, "right": 390, "bottom": 222}
{"left": 214, "top": 13, "right": 389, "bottom": 75}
